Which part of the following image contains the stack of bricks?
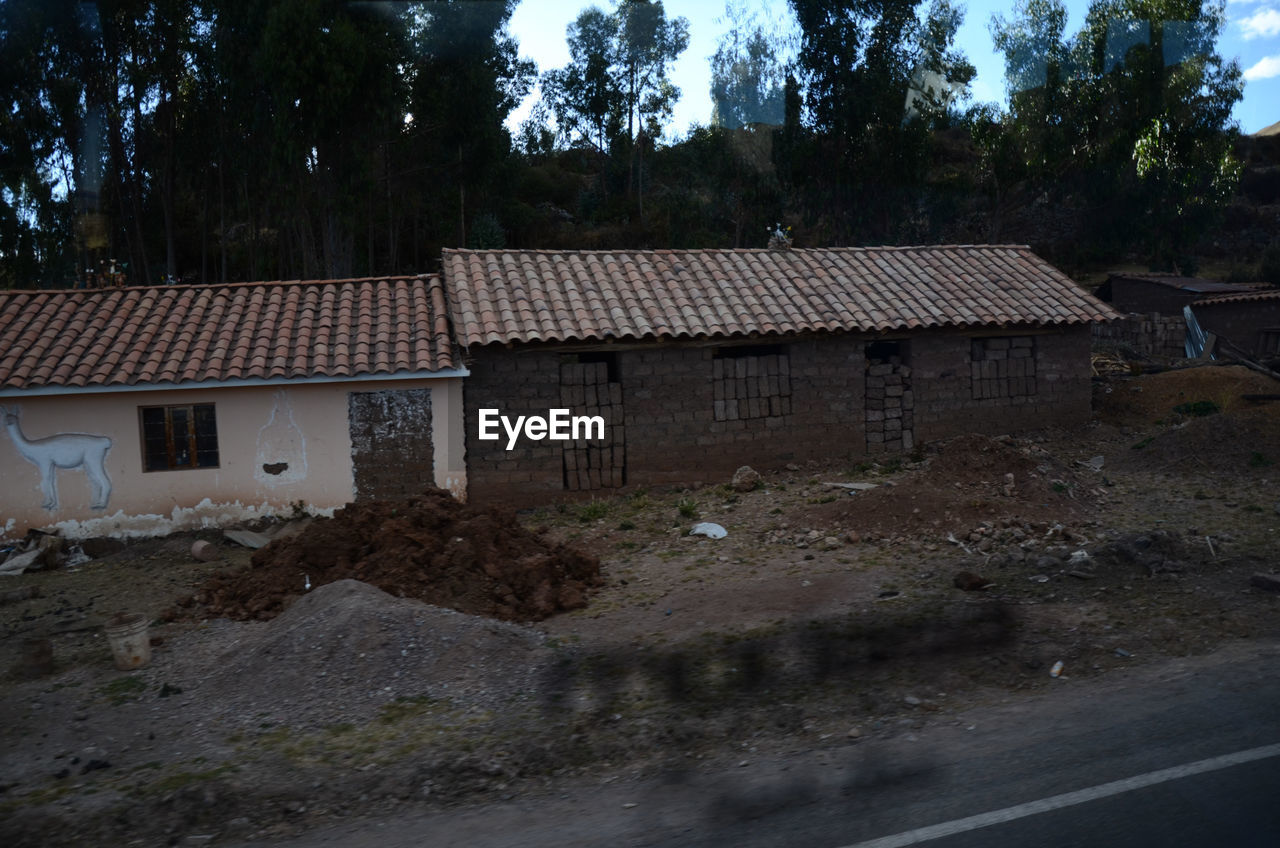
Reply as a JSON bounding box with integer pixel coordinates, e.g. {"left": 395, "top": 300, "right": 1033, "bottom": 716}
{"left": 560, "top": 360, "right": 625, "bottom": 490}
{"left": 865, "top": 356, "right": 913, "bottom": 453}
{"left": 712, "top": 353, "right": 792, "bottom": 421}
{"left": 970, "top": 337, "right": 1037, "bottom": 400}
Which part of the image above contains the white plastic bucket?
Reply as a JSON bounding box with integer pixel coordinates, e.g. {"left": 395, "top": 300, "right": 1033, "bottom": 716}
{"left": 104, "top": 613, "right": 151, "bottom": 670}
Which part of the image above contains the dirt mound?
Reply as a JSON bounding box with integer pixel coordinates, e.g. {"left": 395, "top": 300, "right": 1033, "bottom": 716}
{"left": 205, "top": 579, "right": 549, "bottom": 727}
{"left": 199, "top": 490, "right": 601, "bottom": 622}
{"left": 1110, "top": 407, "right": 1280, "bottom": 475}
{"left": 807, "top": 433, "right": 1093, "bottom": 539}
{"left": 1096, "top": 365, "right": 1280, "bottom": 475}
{"left": 1096, "top": 364, "right": 1280, "bottom": 427}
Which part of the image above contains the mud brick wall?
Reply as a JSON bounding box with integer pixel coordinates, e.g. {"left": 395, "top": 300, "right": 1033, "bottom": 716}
{"left": 970, "top": 336, "right": 1037, "bottom": 399}
{"left": 560, "top": 360, "right": 625, "bottom": 491}
{"left": 622, "top": 337, "right": 862, "bottom": 487}
{"left": 1092, "top": 312, "right": 1186, "bottom": 358}
{"left": 462, "top": 336, "right": 864, "bottom": 506}
{"left": 1192, "top": 299, "right": 1280, "bottom": 357}
{"left": 462, "top": 326, "right": 1094, "bottom": 507}
{"left": 911, "top": 325, "right": 1092, "bottom": 442}
{"left": 864, "top": 357, "right": 913, "bottom": 453}
{"left": 1110, "top": 279, "right": 1200, "bottom": 315}
{"left": 712, "top": 353, "right": 792, "bottom": 420}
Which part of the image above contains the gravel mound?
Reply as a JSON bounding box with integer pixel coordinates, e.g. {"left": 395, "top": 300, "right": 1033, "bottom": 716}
{"left": 205, "top": 579, "right": 549, "bottom": 727}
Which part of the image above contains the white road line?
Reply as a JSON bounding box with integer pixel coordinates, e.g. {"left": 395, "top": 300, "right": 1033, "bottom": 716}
{"left": 839, "top": 741, "right": 1280, "bottom": 848}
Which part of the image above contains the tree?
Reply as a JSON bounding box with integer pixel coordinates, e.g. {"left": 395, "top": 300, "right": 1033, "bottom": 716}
{"left": 785, "top": 0, "right": 973, "bottom": 240}
{"left": 542, "top": 7, "right": 624, "bottom": 153}
{"left": 990, "top": 0, "right": 1243, "bottom": 268}
{"left": 710, "top": 2, "right": 789, "bottom": 129}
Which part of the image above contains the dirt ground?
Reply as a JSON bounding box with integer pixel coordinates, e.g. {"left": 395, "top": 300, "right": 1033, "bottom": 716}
{"left": 1, "top": 364, "right": 1279, "bottom": 847}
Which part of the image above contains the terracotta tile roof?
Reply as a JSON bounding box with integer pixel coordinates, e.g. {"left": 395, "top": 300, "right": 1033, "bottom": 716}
{"left": 0, "top": 276, "right": 456, "bottom": 391}
{"left": 443, "top": 247, "right": 1120, "bottom": 347}
{"left": 1191, "top": 289, "right": 1280, "bottom": 307}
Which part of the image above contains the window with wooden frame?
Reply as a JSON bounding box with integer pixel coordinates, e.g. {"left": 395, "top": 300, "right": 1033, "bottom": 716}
{"left": 140, "top": 404, "right": 220, "bottom": 471}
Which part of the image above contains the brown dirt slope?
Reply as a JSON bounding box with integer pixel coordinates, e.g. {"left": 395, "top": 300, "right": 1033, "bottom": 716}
{"left": 807, "top": 433, "right": 1094, "bottom": 539}
{"left": 1096, "top": 365, "right": 1280, "bottom": 474}
{"left": 199, "top": 490, "right": 601, "bottom": 622}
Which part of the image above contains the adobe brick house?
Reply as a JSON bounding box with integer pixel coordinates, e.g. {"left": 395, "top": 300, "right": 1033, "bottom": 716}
{"left": 1099, "top": 273, "right": 1268, "bottom": 316}
{"left": 0, "top": 276, "right": 465, "bottom": 541}
{"left": 443, "top": 247, "right": 1120, "bottom": 507}
{"left": 1188, "top": 290, "right": 1280, "bottom": 359}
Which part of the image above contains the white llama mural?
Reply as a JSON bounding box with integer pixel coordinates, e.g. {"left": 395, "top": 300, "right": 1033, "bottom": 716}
{"left": 0, "top": 405, "right": 113, "bottom": 511}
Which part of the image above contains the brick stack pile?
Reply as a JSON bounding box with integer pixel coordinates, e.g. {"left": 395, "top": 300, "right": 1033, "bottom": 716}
{"left": 970, "top": 337, "right": 1037, "bottom": 400}
{"left": 865, "top": 356, "right": 913, "bottom": 453}
{"left": 712, "top": 353, "right": 792, "bottom": 421}
{"left": 560, "top": 360, "right": 625, "bottom": 490}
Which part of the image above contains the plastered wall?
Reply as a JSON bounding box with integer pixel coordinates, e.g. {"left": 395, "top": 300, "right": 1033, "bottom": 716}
{"left": 0, "top": 376, "right": 464, "bottom": 540}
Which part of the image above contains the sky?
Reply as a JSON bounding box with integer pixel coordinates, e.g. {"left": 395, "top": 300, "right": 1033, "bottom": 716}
{"left": 506, "top": 0, "right": 1280, "bottom": 138}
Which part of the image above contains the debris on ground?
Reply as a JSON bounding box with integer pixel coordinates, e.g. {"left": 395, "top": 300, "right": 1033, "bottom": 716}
{"left": 1250, "top": 574, "right": 1280, "bottom": 592}
{"left": 189, "top": 540, "right": 220, "bottom": 562}
{"left": 952, "top": 571, "right": 991, "bottom": 591}
{"left": 198, "top": 490, "right": 600, "bottom": 622}
{"left": 222, "top": 518, "right": 313, "bottom": 550}
{"left": 0, "top": 531, "right": 64, "bottom": 575}
{"left": 690, "top": 522, "right": 728, "bottom": 539}
{"left": 731, "top": 466, "right": 762, "bottom": 492}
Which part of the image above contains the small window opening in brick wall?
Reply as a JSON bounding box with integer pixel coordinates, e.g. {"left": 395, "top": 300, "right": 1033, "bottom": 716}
{"left": 712, "top": 344, "right": 791, "bottom": 421}
{"left": 560, "top": 352, "right": 625, "bottom": 490}
{"left": 1259, "top": 328, "right": 1280, "bottom": 357}
{"left": 865, "top": 341, "right": 913, "bottom": 453}
{"left": 971, "top": 336, "right": 1037, "bottom": 400}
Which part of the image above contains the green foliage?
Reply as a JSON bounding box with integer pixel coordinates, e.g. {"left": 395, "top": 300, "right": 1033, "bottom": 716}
{"left": 784, "top": 0, "right": 974, "bottom": 241}
{"left": 1172, "top": 400, "right": 1219, "bottom": 417}
{"left": 577, "top": 499, "right": 610, "bottom": 522}
{"left": 987, "top": 0, "right": 1243, "bottom": 269}
{"left": 710, "top": 2, "right": 790, "bottom": 129}
{"left": 677, "top": 497, "right": 699, "bottom": 519}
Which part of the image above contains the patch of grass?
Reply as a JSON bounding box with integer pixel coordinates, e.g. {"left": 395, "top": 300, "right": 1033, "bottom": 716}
{"left": 1172, "top": 400, "right": 1219, "bottom": 417}
{"left": 768, "top": 507, "right": 783, "bottom": 515}
{"left": 806, "top": 494, "right": 838, "bottom": 504}
{"left": 677, "top": 498, "right": 699, "bottom": 519}
{"left": 145, "top": 764, "right": 236, "bottom": 795}
{"left": 379, "top": 695, "right": 444, "bottom": 724}
{"left": 1051, "top": 481, "right": 1069, "bottom": 494}
{"left": 615, "top": 540, "right": 639, "bottom": 551}
{"left": 577, "top": 500, "right": 610, "bottom": 522}
{"left": 1131, "top": 436, "right": 1155, "bottom": 450}
{"left": 1194, "top": 490, "right": 1209, "bottom": 500}
{"left": 1243, "top": 504, "right": 1264, "bottom": 513}
{"left": 96, "top": 676, "right": 147, "bottom": 705}
{"left": 617, "top": 520, "right": 636, "bottom": 531}
{"left": 1248, "top": 451, "right": 1272, "bottom": 468}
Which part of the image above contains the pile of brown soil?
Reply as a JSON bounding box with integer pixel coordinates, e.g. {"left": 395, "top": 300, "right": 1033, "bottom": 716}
{"left": 1098, "top": 364, "right": 1280, "bottom": 475}
{"left": 198, "top": 490, "right": 601, "bottom": 622}
{"left": 1095, "top": 364, "right": 1280, "bottom": 426}
{"left": 807, "top": 433, "right": 1095, "bottom": 539}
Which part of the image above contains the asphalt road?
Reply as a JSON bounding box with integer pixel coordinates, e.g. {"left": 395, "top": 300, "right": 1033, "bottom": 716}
{"left": 230, "top": 639, "right": 1280, "bottom": 848}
